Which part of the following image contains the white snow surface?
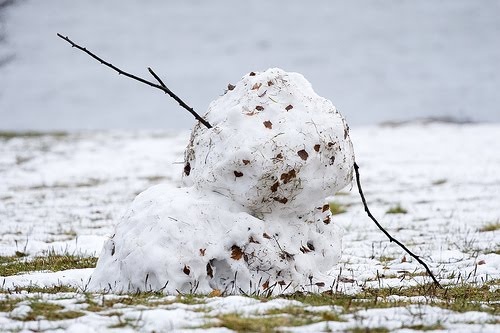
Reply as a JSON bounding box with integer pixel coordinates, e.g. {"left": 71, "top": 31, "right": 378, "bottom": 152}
{"left": 0, "top": 123, "right": 499, "bottom": 332}
{"left": 89, "top": 69, "right": 353, "bottom": 294}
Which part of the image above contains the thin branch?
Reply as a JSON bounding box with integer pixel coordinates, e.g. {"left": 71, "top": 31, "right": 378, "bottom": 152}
{"left": 56, "top": 33, "right": 212, "bottom": 129}
{"left": 147, "top": 67, "right": 212, "bottom": 129}
{"left": 353, "top": 162, "right": 442, "bottom": 288}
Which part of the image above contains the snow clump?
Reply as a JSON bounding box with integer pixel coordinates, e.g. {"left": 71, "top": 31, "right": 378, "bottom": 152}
{"left": 89, "top": 68, "right": 355, "bottom": 294}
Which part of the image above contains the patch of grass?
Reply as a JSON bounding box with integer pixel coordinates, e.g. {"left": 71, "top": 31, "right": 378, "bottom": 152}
{"left": 479, "top": 221, "right": 500, "bottom": 232}
{"left": 0, "top": 131, "right": 68, "bottom": 140}
{"left": 348, "top": 327, "right": 389, "bottom": 333}
{"left": 378, "top": 256, "right": 395, "bottom": 263}
{"left": 22, "top": 301, "right": 84, "bottom": 321}
{"left": 359, "top": 280, "right": 500, "bottom": 315}
{"left": 0, "top": 297, "right": 20, "bottom": 312}
{"left": 329, "top": 201, "right": 347, "bottom": 215}
{"left": 386, "top": 204, "right": 408, "bottom": 214}
{"left": 1, "top": 285, "right": 78, "bottom": 294}
{"left": 267, "top": 305, "right": 345, "bottom": 322}
{"left": 207, "top": 313, "right": 316, "bottom": 332}
{"left": 282, "top": 280, "right": 500, "bottom": 315}
{"left": 84, "top": 292, "right": 204, "bottom": 313}
{"left": 283, "top": 292, "right": 363, "bottom": 312}
{"left": 0, "top": 253, "right": 97, "bottom": 276}
{"left": 432, "top": 179, "right": 447, "bottom": 186}
{"left": 402, "top": 322, "right": 445, "bottom": 331}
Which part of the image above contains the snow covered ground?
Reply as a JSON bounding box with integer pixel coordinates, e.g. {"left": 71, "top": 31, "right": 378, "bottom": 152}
{"left": 0, "top": 123, "right": 499, "bottom": 332}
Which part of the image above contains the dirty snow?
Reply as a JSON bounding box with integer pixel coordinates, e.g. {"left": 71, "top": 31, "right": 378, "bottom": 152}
{"left": 1, "top": 123, "right": 499, "bottom": 332}
{"left": 89, "top": 69, "right": 354, "bottom": 294}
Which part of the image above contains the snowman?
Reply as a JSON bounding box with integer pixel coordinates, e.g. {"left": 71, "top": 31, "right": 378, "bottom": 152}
{"left": 89, "top": 68, "right": 355, "bottom": 294}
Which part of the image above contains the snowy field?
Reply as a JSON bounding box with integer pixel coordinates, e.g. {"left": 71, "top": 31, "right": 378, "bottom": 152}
{"left": 0, "top": 124, "right": 499, "bottom": 332}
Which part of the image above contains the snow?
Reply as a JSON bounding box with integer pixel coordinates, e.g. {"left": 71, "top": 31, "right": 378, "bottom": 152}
{"left": 1, "top": 123, "right": 499, "bottom": 331}
{"left": 89, "top": 69, "right": 353, "bottom": 294}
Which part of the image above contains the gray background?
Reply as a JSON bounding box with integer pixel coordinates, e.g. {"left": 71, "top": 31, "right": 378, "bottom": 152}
{"left": 1, "top": 0, "right": 499, "bottom": 130}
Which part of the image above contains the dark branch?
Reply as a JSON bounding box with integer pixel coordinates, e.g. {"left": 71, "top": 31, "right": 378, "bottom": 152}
{"left": 147, "top": 67, "right": 212, "bottom": 129}
{"left": 353, "top": 162, "right": 442, "bottom": 288}
{"left": 56, "top": 33, "right": 212, "bottom": 129}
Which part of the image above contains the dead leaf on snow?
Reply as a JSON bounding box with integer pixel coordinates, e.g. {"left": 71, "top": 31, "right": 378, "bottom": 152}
{"left": 231, "top": 245, "right": 244, "bottom": 260}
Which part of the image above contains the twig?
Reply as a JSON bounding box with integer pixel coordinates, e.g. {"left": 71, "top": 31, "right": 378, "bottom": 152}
{"left": 353, "top": 162, "right": 442, "bottom": 288}
{"left": 56, "top": 33, "right": 212, "bottom": 129}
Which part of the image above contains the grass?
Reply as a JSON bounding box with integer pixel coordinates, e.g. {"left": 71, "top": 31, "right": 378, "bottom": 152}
{"left": 283, "top": 279, "right": 500, "bottom": 315}
{"left": 479, "top": 221, "right": 500, "bottom": 232}
{"left": 0, "top": 279, "right": 497, "bottom": 331}
{"left": 1, "top": 285, "right": 78, "bottom": 294}
{"left": 402, "top": 323, "right": 445, "bottom": 331}
{"left": 22, "top": 301, "right": 84, "bottom": 321}
{"left": 348, "top": 328, "right": 389, "bottom": 333}
{"left": 385, "top": 204, "right": 408, "bottom": 214}
{"left": 1, "top": 298, "right": 84, "bottom": 321}
{"left": 431, "top": 179, "right": 447, "bottom": 186}
{"left": 0, "top": 252, "right": 97, "bottom": 276}
{"left": 329, "top": 201, "right": 347, "bottom": 215}
{"left": 206, "top": 313, "right": 317, "bottom": 332}
{"left": 0, "top": 297, "right": 20, "bottom": 312}
{"left": 84, "top": 292, "right": 205, "bottom": 313}
{"left": 0, "top": 131, "right": 68, "bottom": 140}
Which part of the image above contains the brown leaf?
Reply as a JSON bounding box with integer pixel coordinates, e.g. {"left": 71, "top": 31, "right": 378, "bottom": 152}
{"left": 275, "top": 153, "right": 283, "bottom": 160}
{"left": 285, "top": 104, "right": 293, "bottom": 111}
{"left": 297, "top": 149, "right": 309, "bottom": 161}
{"left": 262, "top": 280, "right": 270, "bottom": 290}
{"left": 280, "top": 169, "right": 297, "bottom": 184}
{"left": 234, "top": 171, "right": 243, "bottom": 177}
{"left": 477, "top": 260, "right": 486, "bottom": 265}
{"left": 315, "top": 282, "right": 325, "bottom": 287}
{"left": 183, "top": 265, "right": 190, "bottom": 275}
{"left": 323, "top": 216, "right": 331, "bottom": 224}
{"left": 255, "top": 105, "right": 264, "bottom": 111}
{"left": 209, "top": 289, "right": 221, "bottom": 297}
{"left": 252, "top": 83, "right": 262, "bottom": 90}
{"left": 227, "top": 84, "right": 235, "bottom": 91}
{"left": 307, "top": 241, "right": 315, "bottom": 251}
{"left": 278, "top": 280, "right": 286, "bottom": 286}
{"left": 263, "top": 120, "right": 273, "bottom": 129}
{"left": 184, "top": 162, "right": 191, "bottom": 176}
{"left": 249, "top": 71, "right": 256, "bottom": 76}
{"left": 270, "top": 181, "right": 280, "bottom": 192}
{"left": 322, "top": 204, "right": 330, "bottom": 212}
{"left": 314, "top": 144, "right": 321, "bottom": 152}
{"left": 199, "top": 248, "right": 206, "bottom": 256}
{"left": 401, "top": 255, "right": 407, "bottom": 263}
{"left": 258, "top": 90, "right": 267, "bottom": 97}
{"left": 272, "top": 196, "right": 288, "bottom": 204}
{"left": 206, "top": 263, "right": 213, "bottom": 278}
{"left": 249, "top": 236, "right": 260, "bottom": 244}
{"left": 242, "top": 159, "right": 251, "bottom": 165}
{"left": 231, "top": 245, "right": 244, "bottom": 260}
{"left": 267, "top": 80, "right": 274, "bottom": 86}
{"left": 263, "top": 233, "right": 272, "bottom": 239}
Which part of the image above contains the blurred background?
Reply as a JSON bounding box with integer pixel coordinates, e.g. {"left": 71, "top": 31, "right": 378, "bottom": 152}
{"left": 0, "top": 0, "right": 499, "bottom": 131}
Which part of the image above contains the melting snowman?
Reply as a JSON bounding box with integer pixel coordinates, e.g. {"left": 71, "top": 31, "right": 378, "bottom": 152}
{"left": 89, "top": 68, "right": 355, "bottom": 294}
